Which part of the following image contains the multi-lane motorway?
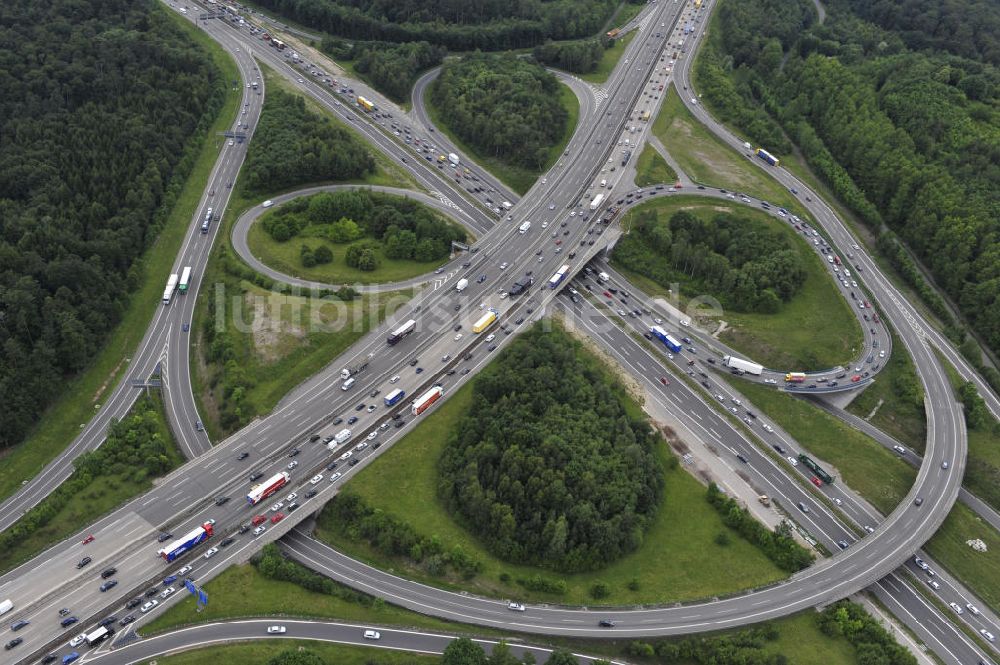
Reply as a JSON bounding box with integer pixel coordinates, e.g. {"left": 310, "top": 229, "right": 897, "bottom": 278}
{"left": 2, "top": 0, "right": 999, "bottom": 663}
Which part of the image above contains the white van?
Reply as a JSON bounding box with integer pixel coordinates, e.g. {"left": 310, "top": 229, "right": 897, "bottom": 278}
{"left": 518, "top": 221, "right": 531, "bottom": 234}
{"left": 456, "top": 278, "right": 469, "bottom": 292}
{"left": 600, "top": 179, "right": 607, "bottom": 188}
{"left": 334, "top": 429, "right": 353, "bottom": 444}
{"left": 341, "top": 377, "right": 355, "bottom": 391}
{"left": 0, "top": 599, "right": 12, "bottom": 617}
{"left": 364, "top": 630, "right": 381, "bottom": 640}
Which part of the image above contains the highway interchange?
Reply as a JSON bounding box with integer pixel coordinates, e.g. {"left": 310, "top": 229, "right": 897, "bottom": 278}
{"left": 2, "top": 0, "right": 1000, "bottom": 663}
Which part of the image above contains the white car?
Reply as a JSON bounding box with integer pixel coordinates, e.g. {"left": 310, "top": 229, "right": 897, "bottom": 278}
{"left": 948, "top": 602, "right": 963, "bottom": 615}
{"left": 366, "top": 430, "right": 377, "bottom": 440}
{"left": 69, "top": 634, "right": 87, "bottom": 647}
{"left": 653, "top": 318, "right": 663, "bottom": 324}
{"left": 267, "top": 625, "right": 287, "bottom": 634}
{"left": 176, "top": 565, "right": 192, "bottom": 576}
{"left": 570, "top": 211, "right": 576, "bottom": 217}
{"left": 966, "top": 603, "right": 980, "bottom": 615}
{"left": 161, "top": 586, "right": 176, "bottom": 599}
{"left": 228, "top": 139, "right": 234, "bottom": 146}
{"left": 285, "top": 492, "right": 298, "bottom": 503}
{"left": 507, "top": 602, "right": 526, "bottom": 612}
{"left": 310, "top": 474, "right": 324, "bottom": 485}
{"left": 499, "top": 291, "right": 509, "bottom": 299}
{"left": 389, "top": 375, "right": 400, "bottom": 384}
{"left": 485, "top": 334, "right": 495, "bottom": 343}
{"left": 680, "top": 320, "right": 690, "bottom": 327}
{"left": 141, "top": 600, "right": 159, "bottom": 613}
{"left": 981, "top": 629, "right": 995, "bottom": 642}
{"left": 254, "top": 525, "right": 266, "bottom": 536}
{"left": 330, "top": 472, "right": 343, "bottom": 482}
{"left": 356, "top": 440, "right": 370, "bottom": 450}
{"left": 287, "top": 460, "right": 298, "bottom": 470}
{"left": 454, "top": 333, "right": 463, "bottom": 341}
{"left": 340, "top": 450, "right": 353, "bottom": 461}
{"left": 203, "top": 547, "right": 219, "bottom": 559}
{"left": 364, "top": 630, "right": 381, "bottom": 640}
{"left": 763, "top": 378, "right": 777, "bottom": 384}
{"left": 499, "top": 262, "right": 509, "bottom": 270}
{"left": 787, "top": 456, "right": 798, "bottom": 466}
{"left": 762, "top": 424, "right": 774, "bottom": 433}
{"left": 270, "top": 501, "right": 284, "bottom": 512}
{"left": 879, "top": 350, "right": 885, "bottom": 358}
{"left": 542, "top": 222, "right": 549, "bottom": 228}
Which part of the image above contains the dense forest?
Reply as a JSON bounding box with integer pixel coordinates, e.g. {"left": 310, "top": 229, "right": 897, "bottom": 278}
{"left": 252, "top": 0, "right": 620, "bottom": 51}
{"left": 533, "top": 38, "right": 608, "bottom": 74}
{"left": 430, "top": 55, "right": 569, "bottom": 170}
{"left": 834, "top": 0, "right": 1000, "bottom": 66}
{"left": 614, "top": 209, "right": 807, "bottom": 313}
{"left": 323, "top": 39, "right": 445, "bottom": 103}
{"left": 261, "top": 190, "right": 466, "bottom": 268}
{"left": 443, "top": 638, "right": 593, "bottom": 665}
{"left": 697, "top": 0, "right": 1000, "bottom": 364}
{"left": 242, "top": 89, "right": 374, "bottom": 194}
{"left": 438, "top": 327, "right": 664, "bottom": 573}
{"left": 0, "top": 0, "right": 223, "bottom": 450}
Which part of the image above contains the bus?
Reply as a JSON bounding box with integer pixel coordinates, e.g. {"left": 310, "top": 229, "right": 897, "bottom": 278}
{"left": 162, "top": 273, "right": 179, "bottom": 305}
{"left": 384, "top": 388, "right": 405, "bottom": 407}
{"left": 387, "top": 319, "right": 416, "bottom": 346}
{"left": 785, "top": 372, "right": 806, "bottom": 383}
{"left": 178, "top": 267, "right": 192, "bottom": 294}
{"left": 755, "top": 148, "right": 780, "bottom": 167}
{"left": 357, "top": 96, "right": 374, "bottom": 112}
{"left": 271, "top": 38, "right": 286, "bottom": 50}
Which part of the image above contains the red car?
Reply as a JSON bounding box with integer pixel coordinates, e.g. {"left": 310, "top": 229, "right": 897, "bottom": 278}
{"left": 851, "top": 375, "right": 861, "bottom": 383}
{"left": 811, "top": 477, "right": 823, "bottom": 487}
{"left": 82, "top": 535, "right": 95, "bottom": 545}
{"left": 659, "top": 377, "right": 670, "bottom": 385}
{"left": 251, "top": 514, "right": 267, "bottom": 526}
{"left": 555, "top": 239, "right": 562, "bottom": 245}
{"left": 603, "top": 291, "right": 612, "bottom": 298}
{"left": 271, "top": 513, "right": 286, "bottom": 524}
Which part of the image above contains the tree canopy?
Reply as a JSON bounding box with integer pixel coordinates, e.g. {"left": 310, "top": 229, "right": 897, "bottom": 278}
{"left": 242, "top": 89, "right": 375, "bottom": 194}
{"left": 253, "top": 0, "right": 620, "bottom": 51}
{"left": 0, "top": 0, "right": 223, "bottom": 449}
{"left": 614, "top": 209, "right": 808, "bottom": 313}
{"left": 698, "top": 0, "right": 1000, "bottom": 360}
{"left": 430, "top": 55, "right": 569, "bottom": 170}
{"left": 323, "top": 39, "right": 446, "bottom": 103}
{"left": 438, "top": 326, "right": 664, "bottom": 572}
{"left": 261, "top": 189, "right": 466, "bottom": 269}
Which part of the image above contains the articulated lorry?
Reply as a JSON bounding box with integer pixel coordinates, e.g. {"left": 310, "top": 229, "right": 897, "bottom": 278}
{"left": 723, "top": 355, "right": 764, "bottom": 376}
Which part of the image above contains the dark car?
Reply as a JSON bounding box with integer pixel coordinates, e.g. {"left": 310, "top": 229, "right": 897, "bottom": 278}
{"left": 220, "top": 537, "right": 235, "bottom": 548}
{"left": 42, "top": 654, "right": 58, "bottom": 664}
{"left": 144, "top": 587, "right": 159, "bottom": 598}
{"left": 10, "top": 620, "right": 29, "bottom": 631}
{"left": 408, "top": 358, "right": 419, "bottom": 366}
{"left": 98, "top": 616, "right": 116, "bottom": 628}
{"left": 101, "top": 567, "right": 117, "bottom": 579}
{"left": 162, "top": 575, "right": 177, "bottom": 586}
{"left": 119, "top": 615, "right": 136, "bottom": 627}
{"left": 598, "top": 620, "right": 616, "bottom": 628}
{"left": 772, "top": 444, "right": 786, "bottom": 454}
{"left": 305, "top": 489, "right": 318, "bottom": 499}
{"left": 355, "top": 403, "right": 365, "bottom": 411}
{"left": 76, "top": 557, "right": 92, "bottom": 569}
{"left": 237, "top": 451, "right": 249, "bottom": 460}
{"left": 289, "top": 448, "right": 301, "bottom": 457}
{"left": 349, "top": 458, "right": 360, "bottom": 467}
{"left": 61, "top": 616, "right": 78, "bottom": 628}
{"left": 347, "top": 416, "right": 358, "bottom": 425}
{"left": 58, "top": 608, "right": 71, "bottom": 617}
{"left": 215, "top": 496, "right": 230, "bottom": 506}
{"left": 369, "top": 389, "right": 380, "bottom": 398}
{"left": 249, "top": 471, "right": 264, "bottom": 481}
{"left": 126, "top": 597, "right": 142, "bottom": 610}
{"left": 5, "top": 638, "right": 22, "bottom": 650}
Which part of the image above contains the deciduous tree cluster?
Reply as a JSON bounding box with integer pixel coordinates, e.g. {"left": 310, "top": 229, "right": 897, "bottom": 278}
{"left": 0, "top": 0, "right": 223, "bottom": 450}
{"left": 430, "top": 55, "right": 569, "bottom": 170}
{"left": 614, "top": 209, "right": 807, "bottom": 313}
{"left": 254, "top": 0, "right": 618, "bottom": 51}
{"left": 261, "top": 190, "right": 466, "bottom": 270}
{"left": 242, "top": 89, "right": 374, "bottom": 193}
{"left": 700, "top": 0, "right": 1000, "bottom": 361}
{"left": 438, "top": 327, "right": 664, "bottom": 572}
